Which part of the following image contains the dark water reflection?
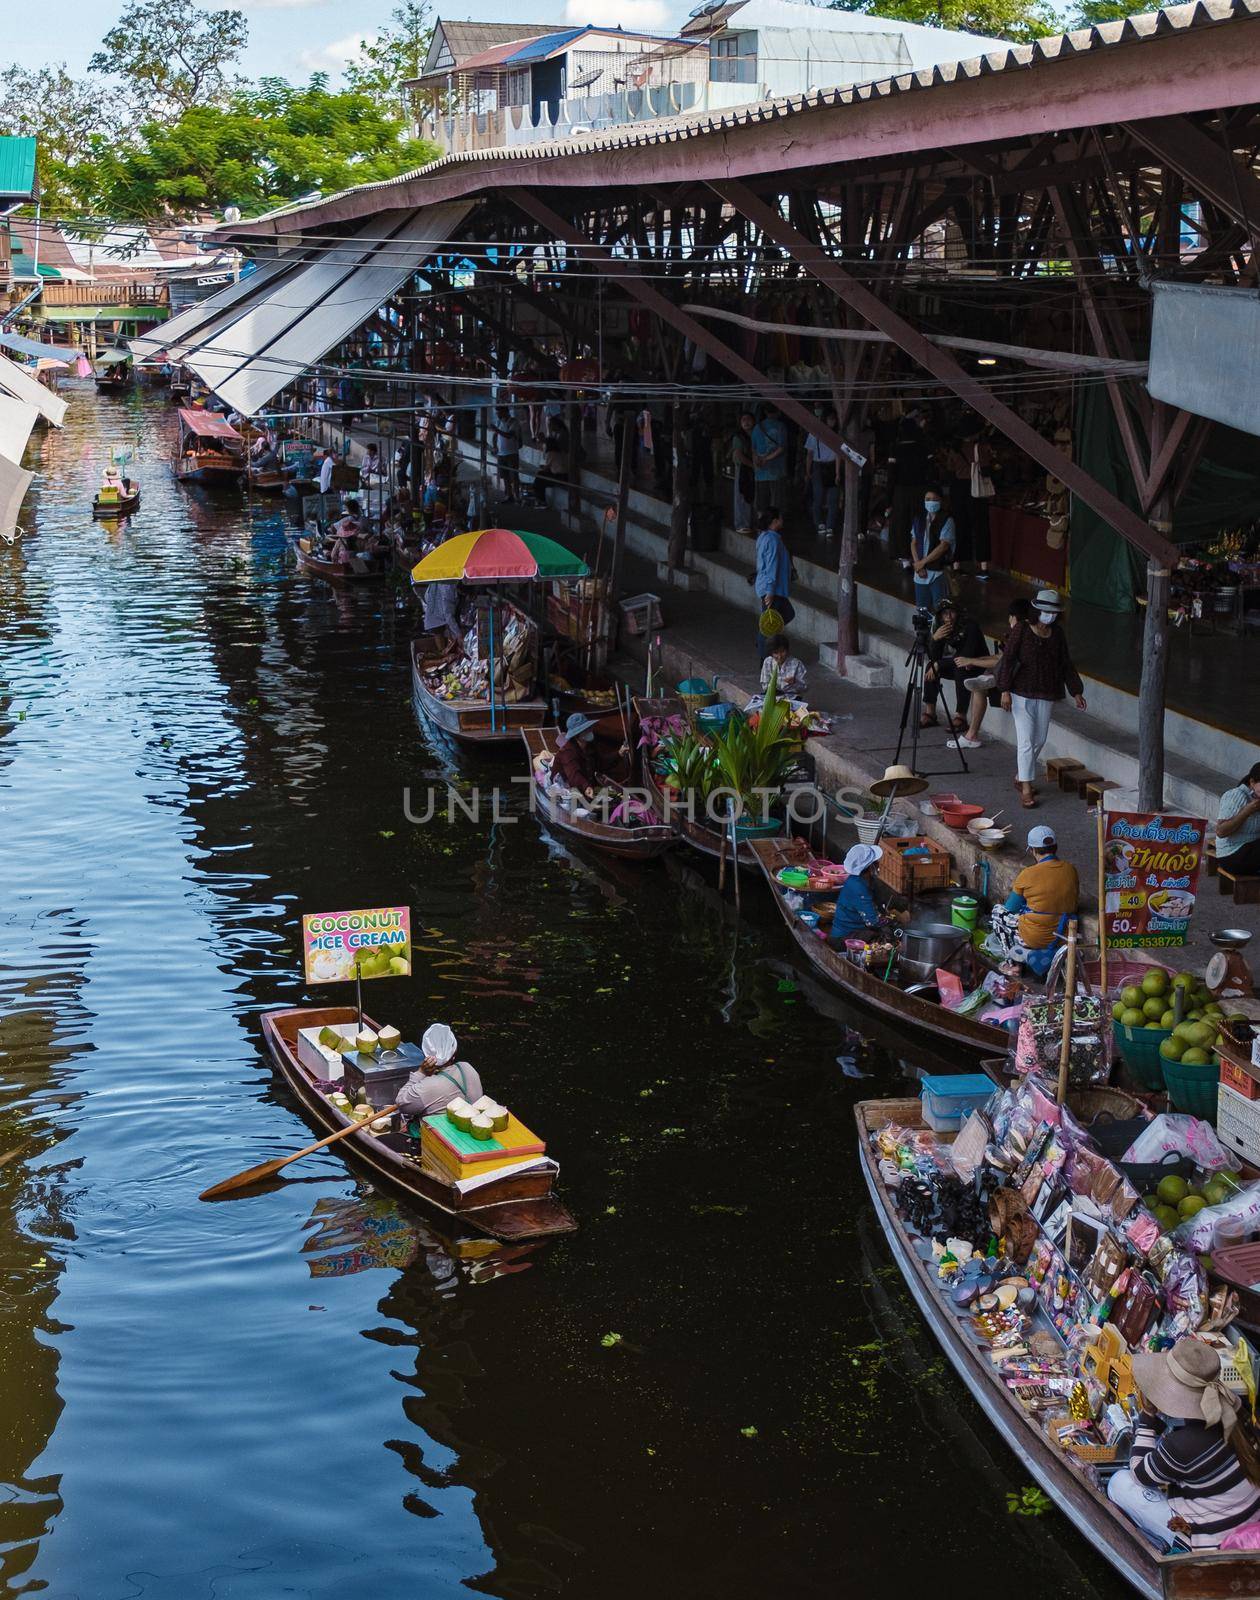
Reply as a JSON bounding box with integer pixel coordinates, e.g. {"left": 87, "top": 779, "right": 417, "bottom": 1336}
{"left": 0, "top": 388, "right": 1125, "bottom": 1597}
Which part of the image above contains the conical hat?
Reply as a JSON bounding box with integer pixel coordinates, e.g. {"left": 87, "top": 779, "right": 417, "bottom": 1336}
{"left": 870, "top": 764, "right": 929, "bottom": 798}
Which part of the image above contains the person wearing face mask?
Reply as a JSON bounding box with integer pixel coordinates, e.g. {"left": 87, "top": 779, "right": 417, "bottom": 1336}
{"left": 994, "top": 588, "right": 1086, "bottom": 808}
{"left": 908, "top": 488, "right": 955, "bottom": 607}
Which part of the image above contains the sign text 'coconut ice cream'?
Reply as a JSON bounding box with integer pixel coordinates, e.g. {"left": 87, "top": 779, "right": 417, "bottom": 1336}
{"left": 302, "top": 906, "right": 412, "bottom": 984}
{"left": 1102, "top": 812, "right": 1206, "bottom": 948}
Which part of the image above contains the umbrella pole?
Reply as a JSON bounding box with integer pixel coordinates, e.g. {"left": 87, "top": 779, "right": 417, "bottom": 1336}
{"left": 488, "top": 598, "right": 497, "bottom": 735}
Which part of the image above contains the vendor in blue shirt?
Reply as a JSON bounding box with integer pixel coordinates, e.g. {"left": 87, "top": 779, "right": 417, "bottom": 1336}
{"left": 828, "top": 844, "right": 887, "bottom": 944}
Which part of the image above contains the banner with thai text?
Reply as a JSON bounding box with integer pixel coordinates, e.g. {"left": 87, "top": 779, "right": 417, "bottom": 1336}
{"left": 1102, "top": 812, "right": 1206, "bottom": 948}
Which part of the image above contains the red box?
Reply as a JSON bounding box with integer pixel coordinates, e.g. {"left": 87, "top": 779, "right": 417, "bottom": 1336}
{"left": 1220, "top": 1055, "right": 1260, "bottom": 1102}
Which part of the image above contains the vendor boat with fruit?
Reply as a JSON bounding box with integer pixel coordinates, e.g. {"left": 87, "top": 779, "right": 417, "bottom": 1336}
{"left": 258, "top": 1008, "right": 577, "bottom": 1242}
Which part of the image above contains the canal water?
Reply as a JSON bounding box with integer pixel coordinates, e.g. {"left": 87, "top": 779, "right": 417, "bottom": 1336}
{"left": 0, "top": 388, "right": 1125, "bottom": 1598}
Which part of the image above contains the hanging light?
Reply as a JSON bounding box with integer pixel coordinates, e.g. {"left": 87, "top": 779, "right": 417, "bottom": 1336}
{"left": 977, "top": 357, "right": 997, "bottom": 367}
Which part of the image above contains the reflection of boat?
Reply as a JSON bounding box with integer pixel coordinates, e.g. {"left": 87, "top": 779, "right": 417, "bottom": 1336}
{"left": 856, "top": 1097, "right": 1258, "bottom": 1600}
{"left": 92, "top": 483, "right": 141, "bottom": 518}
{"left": 291, "top": 533, "right": 387, "bottom": 584}
{"left": 521, "top": 727, "right": 674, "bottom": 861}
{"left": 411, "top": 634, "right": 547, "bottom": 747}
{"left": 173, "top": 408, "right": 244, "bottom": 484}
{"left": 751, "top": 837, "right": 1009, "bottom": 1062}
{"left": 263, "top": 1006, "right": 578, "bottom": 1242}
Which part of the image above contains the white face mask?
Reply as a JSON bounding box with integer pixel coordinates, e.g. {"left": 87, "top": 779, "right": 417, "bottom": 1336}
{"left": 1037, "top": 610, "right": 1058, "bottom": 624}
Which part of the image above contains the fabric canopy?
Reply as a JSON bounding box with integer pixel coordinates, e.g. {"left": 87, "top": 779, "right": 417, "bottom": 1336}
{"left": 0, "top": 392, "right": 40, "bottom": 466}
{"left": 96, "top": 348, "right": 132, "bottom": 366}
{"left": 0, "top": 330, "right": 82, "bottom": 362}
{"left": 177, "top": 407, "right": 241, "bottom": 440}
{"left": 411, "top": 528, "right": 589, "bottom": 583}
{"left": 130, "top": 257, "right": 297, "bottom": 365}
{"left": 0, "top": 451, "right": 33, "bottom": 542}
{"left": 186, "top": 202, "right": 471, "bottom": 417}
{"left": 0, "top": 351, "right": 66, "bottom": 427}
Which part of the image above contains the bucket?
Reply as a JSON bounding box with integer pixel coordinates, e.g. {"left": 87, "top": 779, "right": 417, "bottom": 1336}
{"left": 951, "top": 896, "right": 979, "bottom": 931}
{"left": 854, "top": 816, "right": 885, "bottom": 845}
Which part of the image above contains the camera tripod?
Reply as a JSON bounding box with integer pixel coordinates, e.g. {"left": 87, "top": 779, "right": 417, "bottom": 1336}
{"left": 892, "top": 635, "right": 970, "bottom": 778}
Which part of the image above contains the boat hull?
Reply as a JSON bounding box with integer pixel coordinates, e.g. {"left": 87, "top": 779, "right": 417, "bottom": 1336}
{"left": 751, "top": 838, "right": 1009, "bottom": 1060}
{"left": 93, "top": 491, "right": 140, "bottom": 518}
{"left": 262, "top": 1006, "right": 577, "bottom": 1241}
{"left": 411, "top": 638, "right": 546, "bottom": 747}
{"left": 292, "top": 540, "right": 385, "bottom": 584}
{"left": 856, "top": 1100, "right": 1260, "bottom": 1600}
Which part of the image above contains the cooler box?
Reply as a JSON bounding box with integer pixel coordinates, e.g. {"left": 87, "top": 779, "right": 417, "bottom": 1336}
{"left": 297, "top": 1022, "right": 358, "bottom": 1081}
{"left": 343, "top": 1042, "right": 425, "bottom": 1107}
{"left": 920, "top": 1073, "right": 995, "bottom": 1132}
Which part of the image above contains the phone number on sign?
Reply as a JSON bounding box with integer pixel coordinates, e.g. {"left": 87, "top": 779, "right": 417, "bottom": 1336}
{"left": 1108, "top": 934, "right": 1188, "bottom": 948}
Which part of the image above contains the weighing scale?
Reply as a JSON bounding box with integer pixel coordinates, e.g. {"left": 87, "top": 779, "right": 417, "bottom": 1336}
{"left": 1206, "top": 928, "right": 1255, "bottom": 1000}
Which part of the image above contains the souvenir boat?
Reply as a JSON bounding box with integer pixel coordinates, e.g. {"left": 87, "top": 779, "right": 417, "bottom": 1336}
{"left": 411, "top": 633, "right": 547, "bottom": 748}
{"left": 173, "top": 408, "right": 245, "bottom": 484}
{"left": 521, "top": 726, "right": 674, "bottom": 861}
{"left": 261, "top": 1006, "right": 577, "bottom": 1242}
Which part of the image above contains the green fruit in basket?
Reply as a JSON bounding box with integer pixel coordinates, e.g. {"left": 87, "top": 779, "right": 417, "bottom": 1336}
{"left": 1204, "top": 1178, "right": 1232, "bottom": 1207}
{"left": 1204, "top": 1003, "right": 1223, "bottom": 1016}
{"left": 1112, "top": 1000, "right": 1126, "bottom": 1021}
{"left": 1154, "top": 1204, "right": 1181, "bottom": 1232}
{"left": 1173, "top": 972, "right": 1196, "bottom": 990}
{"left": 1188, "top": 1022, "right": 1217, "bottom": 1048}
{"left": 1145, "top": 1020, "right": 1165, "bottom": 1029}
{"left": 1180, "top": 1046, "right": 1211, "bottom": 1065}
{"left": 1157, "top": 1175, "right": 1190, "bottom": 1205}
{"left": 1141, "top": 969, "right": 1170, "bottom": 997}
{"left": 1187, "top": 1009, "right": 1203, "bottom": 1022}
{"left": 1160, "top": 1010, "right": 1176, "bottom": 1028}
{"left": 1143, "top": 1193, "right": 1160, "bottom": 1211}
{"left": 1142, "top": 996, "right": 1166, "bottom": 1021}
{"left": 1121, "top": 1007, "right": 1146, "bottom": 1028}
{"left": 1174, "top": 1021, "right": 1199, "bottom": 1042}
{"left": 1179, "top": 1195, "right": 1208, "bottom": 1219}
{"left": 1121, "top": 985, "right": 1144, "bottom": 1011}
{"left": 1160, "top": 1037, "right": 1186, "bottom": 1061}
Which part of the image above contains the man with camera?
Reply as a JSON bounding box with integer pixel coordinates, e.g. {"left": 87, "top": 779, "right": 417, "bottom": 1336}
{"left": 920, "top": 598, "right": 988, "bottom": 735}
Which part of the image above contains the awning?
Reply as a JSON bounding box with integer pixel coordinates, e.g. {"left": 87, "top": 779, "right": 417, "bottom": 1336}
{"left": 0, "top": 330, "right": 82, "bottom": 362}
{"left": 177, "top": 407, "right": 242, "bottom": 440}
{"left": 130, "top": 258, "right": 294, "bottom": 364}
{"left": 0, "top": 351, "right": 66, "bottom": 427}
{"left": 96, "top": 348, "right": 132, "bottom": 366}
{"left": 185, "top": 202, "right": 472, "bottom": 416}
{"left": 0, "top": 392, "right": 40, "bottom": 465}
{"left": 0, "top": 453, "right": 33, "bottom": 542}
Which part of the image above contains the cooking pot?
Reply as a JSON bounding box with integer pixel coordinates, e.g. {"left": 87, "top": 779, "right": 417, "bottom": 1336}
{"left": 898, "top": 922, "right": 969, "bottom": 985}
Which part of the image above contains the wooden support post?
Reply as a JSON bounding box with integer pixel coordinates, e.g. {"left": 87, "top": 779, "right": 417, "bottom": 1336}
{"left": 1139, "top": 559, "right": 1171, "bottom": 812}
{"left": 667, "top": 398, "right": 691, "bottom": 572}
{"left": 610, "top": 418, "right": 632, "bottom": 598}
{"left": 1056, "top": 918, "right": 1079, "bottom": 1107}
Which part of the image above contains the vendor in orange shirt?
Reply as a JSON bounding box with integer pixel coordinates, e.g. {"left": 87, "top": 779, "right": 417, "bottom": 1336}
{"left": 986, "top": 825, "right": 1079, "bottom": 972}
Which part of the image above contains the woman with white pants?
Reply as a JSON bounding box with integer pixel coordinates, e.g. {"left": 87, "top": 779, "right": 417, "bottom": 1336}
{"left": 993, "top": 588, "right": 1086, "bottom": 809}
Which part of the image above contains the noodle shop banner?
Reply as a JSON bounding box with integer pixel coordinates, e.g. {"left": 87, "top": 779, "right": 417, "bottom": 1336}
{"left": 1101, "top": 812, "right": 1206, "bottom": 948}
{"left": 302, "top": 906, "right": 411, "bottom": 984}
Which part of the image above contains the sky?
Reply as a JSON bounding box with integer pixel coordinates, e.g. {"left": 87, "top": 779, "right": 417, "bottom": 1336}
{"left": 7, "top": 0, "right": 686, "bottom": 81}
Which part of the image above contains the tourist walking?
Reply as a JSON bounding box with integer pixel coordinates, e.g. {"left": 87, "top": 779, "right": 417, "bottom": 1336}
{"left": 994, "top": 588, "right": 1086, "bottom": 809}
{"left": 751, "top": 507, "right": 795, "bottom": 660}
{"left": 491, "top": 408, "right": 523, "bottom": 500}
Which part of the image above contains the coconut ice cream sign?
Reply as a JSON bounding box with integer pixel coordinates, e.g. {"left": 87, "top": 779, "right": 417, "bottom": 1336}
{"left": 302, "top": 906, "right": 412, "bottom": 984}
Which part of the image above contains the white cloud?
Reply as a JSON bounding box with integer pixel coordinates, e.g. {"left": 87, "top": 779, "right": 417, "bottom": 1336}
{"left": 297, "top": 31, "right": 375, "bottom": 73}
{"left": 564, "top": 0, "right": 670, "bottom": 26}
{"left": 208, "top": 0, "right": 329, "bottom": 9}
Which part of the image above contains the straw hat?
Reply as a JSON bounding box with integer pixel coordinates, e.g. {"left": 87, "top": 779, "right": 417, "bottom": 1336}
{"left": 870, "top": 764, "right": 929, "bottom": 798}
{"left": 1033, "top": 588, "right": 1064, "bottom": 616}
{"left": 1131, "top": 1338, "right": 1240, "bottom": 1435}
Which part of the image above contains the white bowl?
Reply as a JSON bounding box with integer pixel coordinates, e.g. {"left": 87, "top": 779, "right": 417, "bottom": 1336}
{"left": 977, "top": 828, "right": 1007, "bottom": 848}
{"left": 967, "top": 815, "right": 997, "bottom": 834}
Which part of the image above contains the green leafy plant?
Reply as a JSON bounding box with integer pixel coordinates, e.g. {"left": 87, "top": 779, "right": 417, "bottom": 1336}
{"left": 1006, "top": 1485, "right": 1053, "bottom": 1517}
{"left": 657, "top": 729, "right": 714, "bottom": 798}
{"left": 705, "top": 672, "right": 802, "bottom": 816}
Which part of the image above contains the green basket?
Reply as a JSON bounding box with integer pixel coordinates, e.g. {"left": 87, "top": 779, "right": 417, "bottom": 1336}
{"left": 1112, "top": 1022, "right": 1174, "bottom": 1093}
{"left": 733, "top": 817, "right": 783, "bottom": 840}
{"left": 1162, "top": 1056, "right": 1220, "bottom": 1120}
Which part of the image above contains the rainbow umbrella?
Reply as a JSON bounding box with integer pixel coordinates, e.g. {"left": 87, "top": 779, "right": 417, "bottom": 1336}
{"left": 411, "top": 528, "right": 589, "bottom": 584}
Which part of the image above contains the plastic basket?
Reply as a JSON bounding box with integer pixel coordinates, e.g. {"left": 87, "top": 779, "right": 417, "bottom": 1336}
{"left": 696, "top": 702, "right": 738, "bottom": 730}
{"left": 875, "top": 836, "right": 952, "bottom": 896}
{"left": 1162, "top": 1055, "right": 1221, "bottom": 1119}
{"left": 1112, "top": 1022, "right": 1173, "bottom": 1093}
{"left": 920, "top": 1073, "right": 994, "bottom": 1131}
{"left": 733, "top": 817, "right": 782, "bottom": 840}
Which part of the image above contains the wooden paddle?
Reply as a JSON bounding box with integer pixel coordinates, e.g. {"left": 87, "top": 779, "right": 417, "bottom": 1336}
{"left": 199, "top": 1104, "right": 401, "bottom": 1201}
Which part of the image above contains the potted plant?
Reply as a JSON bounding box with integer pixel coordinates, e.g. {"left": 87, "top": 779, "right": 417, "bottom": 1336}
{"left": 705, "top": 672, "right": 802, "bottom": 834}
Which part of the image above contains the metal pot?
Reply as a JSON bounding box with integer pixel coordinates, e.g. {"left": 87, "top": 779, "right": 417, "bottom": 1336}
{"left": 898, "top": 922, "right": 969, "bottom": 985}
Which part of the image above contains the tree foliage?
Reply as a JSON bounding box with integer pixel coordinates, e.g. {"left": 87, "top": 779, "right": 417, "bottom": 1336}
{"left": 0, "top": 64, "right": 123, "bottom": 215}
{"left": 89, "top": 0, "right": 249, "bottom": 121}
{"left": 827, "top": 0, "right": 1058, "bottom": 42}
{"left": 1066, "top": 0, "right": 1135, "bottom": 24}
{"left": 344, "top": 1, "right": 436, "bottom": 109}
{"left": 82, "top": 77, "right": 439, "bottom": 221}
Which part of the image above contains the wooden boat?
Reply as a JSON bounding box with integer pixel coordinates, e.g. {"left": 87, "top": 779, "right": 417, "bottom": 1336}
{"left": 262, "top": 1006, "right": 577, "bottom": 1242}
{"left": 857, "top": 1098, "right": 1260, "bottom": 1599}
{"left": 633, "top": 693, "right": 762, "bottom": 866}
{"left": 411, "top": 635, "right": 547, "bottom": 747}
{"left": 92, "top": 484, "right": 141, "bottom": 518}
{"left": 751, "top": 836, "right": 1010, "bottom": 1060}
{"left": 291, "top": 533, "right": 387, "bottom": 584}
{"left": 173, "top": 407, "right": 245, "bottom": 484}
{"left": 169, "top": 370, "right": 191, "bottom": 400}
{"left": 521, "top": 727, "right": 674, "bottom": 861}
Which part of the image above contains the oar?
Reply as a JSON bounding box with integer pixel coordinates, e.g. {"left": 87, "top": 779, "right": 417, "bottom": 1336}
{"left": 199, "top": 1104, "right": 401, "bottom": 1200}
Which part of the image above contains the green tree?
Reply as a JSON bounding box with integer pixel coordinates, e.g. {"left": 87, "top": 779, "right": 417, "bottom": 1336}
{"left": 344, "top": 1, "right": 435, "bottom": 108}
{"left": 828, "top": 0, "right": 1057, "bottom": 42}
{"left": 82, "top": 76, "right": 439, "bottom": 221}
{"left": 90, "top": 0, "right": 248, "bottom": 121}
{"left": 0, "top": 64, "right": 122, "bottom": 215}
{"left": 1066, "top": 0, "right": 1134, "bottom": 24}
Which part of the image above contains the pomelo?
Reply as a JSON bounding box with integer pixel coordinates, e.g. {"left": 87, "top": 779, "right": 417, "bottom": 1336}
{"left": 1157, "top": 1175, "right": 1190, "bottom": 1205}
{"left": 1204, "top": 1178, "right": 1232, "bottom": 1207}
{"left": 1143, "top": 996, "right": 1167, "bottom": 1021}
{"left": 1179, "top": 1194, "right": 1208, "bottom": 1218}
{"left": 1180, "top": 1047, "right": 1211, "bottom": 1065}
{"left": 1121, "top": 1008, "right": 1146, "bottom": 1028}
{"left": 1160, "top": 1010, "right": 1176, "bottom": 1028}
{"left": 1154, "top": 1204, "right": 1180, "bottom": 1231}
{"left": 1160, "top": 1037, "right": 1186, "bottom": 1061}
{"left": 1121, "top": 985, "right": 1143, "bottom": 1011}
{"left": 1141, "top": 969, "right": 1170, "bottom": 997}
{"left": 1112, "top": 1000, "right": 1126, "bottom": 1021}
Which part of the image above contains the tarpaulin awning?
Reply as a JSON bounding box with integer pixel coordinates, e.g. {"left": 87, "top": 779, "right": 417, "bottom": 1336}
{"left": 0, "top": 330, "right": 82, "bottom": 362}
{"left": 177, "top": 407, "right": 242, "bottom": 440}
{"left": 0, "top": 351, "right": 66, "bottom": 427}
{"left": 0, "top": 453, "right": 33, "bottom": 542}
{"left": 96, "top": 348, "right": 132, "bottom": 366}
{"left": 185, "top": 202, "right": 471, "bottom": 417}
{"left": 0, "top": 392, "right": 40, "bottom": 466}
{"left": 130, "top": 258, "right": 294, "bottom": 364}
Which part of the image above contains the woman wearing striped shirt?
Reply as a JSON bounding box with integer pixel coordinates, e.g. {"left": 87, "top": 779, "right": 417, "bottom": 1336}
{"left": 1107, "top": 1338, "right": 1260, "bottom": 1550}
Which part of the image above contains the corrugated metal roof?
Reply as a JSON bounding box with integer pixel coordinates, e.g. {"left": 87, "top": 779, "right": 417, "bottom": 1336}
{"left": 235, "top": 0, "right": 1260, "bottom": 234}
{"left": 0, "top": 136, "right": 37, "bottom": 199}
